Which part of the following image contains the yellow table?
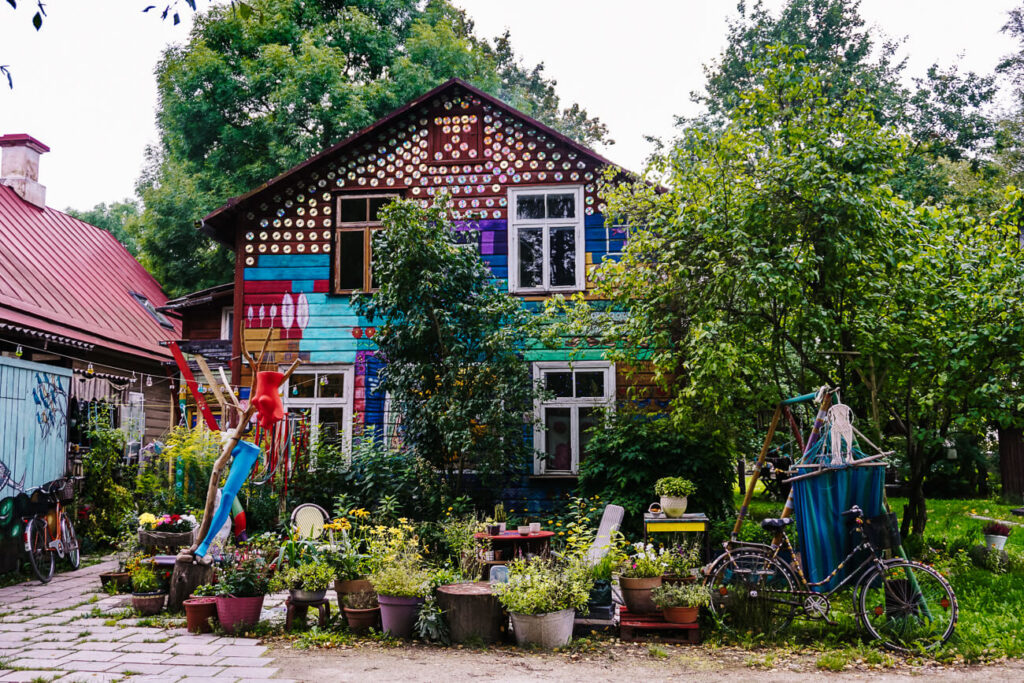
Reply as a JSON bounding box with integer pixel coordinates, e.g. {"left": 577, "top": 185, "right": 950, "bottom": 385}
{"left": 643, "top": 512, "right": 711, "bottom": 562}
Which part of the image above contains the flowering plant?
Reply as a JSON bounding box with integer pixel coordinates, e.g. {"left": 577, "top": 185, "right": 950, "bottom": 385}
{"left": 620, "top": 542, "right": 668, "bottom": 578}
{"left": 663, "top": 541, "right": 702, "bottom": 577}
{"left": 323, "top": 507, "right": 374, "bottom": 580}
{"left": 982, "top": 521, "right": 1012, "bottom": 537}
{"left": 138, "top": 512, "right": 196, "bottom": 534}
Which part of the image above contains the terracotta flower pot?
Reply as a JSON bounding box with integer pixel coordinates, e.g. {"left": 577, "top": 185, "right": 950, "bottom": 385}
{"left": 215, "top": 595, "right": 265, "bottom": 634}
{"left": 619, "top": 575, "right": 662, "bottom": 614}
{"left": 663, "top": 574, "right": 698, "bottom": 586}
{"left": 183, "top": 597, "right": 218, "bottom": 634}
{"left": 377, "top": 594, "right": 424, "bottom": 638}
{"left": 335, "top": 578, "right": 374, "bottom": 610}
{"left": 343, "top": 606, "right": 381, "bottom": 634}
{"left": 662, "top": 605, "right": 699, "bottom": 624}
{"left": 131, "top": 592, "right": 166, "bottom": 616}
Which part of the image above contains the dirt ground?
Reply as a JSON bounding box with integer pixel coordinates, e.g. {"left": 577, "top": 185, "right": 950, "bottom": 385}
{"left": 267, "top": 641, "right": 1024, "bottom": 682}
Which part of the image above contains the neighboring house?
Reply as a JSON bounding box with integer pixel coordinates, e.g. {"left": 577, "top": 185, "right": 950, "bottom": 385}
{"left": 0, "top": 133, "right": 178, "bottom": 456}
{"left": 197, "top": 79, "right": 657, "bottom": 509}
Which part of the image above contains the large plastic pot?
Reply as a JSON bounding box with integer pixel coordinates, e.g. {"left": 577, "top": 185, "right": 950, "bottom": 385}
{"left": 377, "top": 594, "right": 425, "bottom": 638}
{"left": 619, "top": 575, "right": 662, "bottom": 614}
{"left": 510, "top": 609, "right": 575, "bottom": 648}
{"left": 183, "top": 597, "right": 218, "bottom": 634}
{"left": 216, "top": 595, "right": 265, "bottom": 634}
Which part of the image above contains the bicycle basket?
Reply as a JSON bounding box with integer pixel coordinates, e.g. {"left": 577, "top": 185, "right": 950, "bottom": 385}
{"left": 57, "top": 480, "right": 75, "bottom": 503}
{"left": 864, "top": 512, "right": 901, "bottom": 553}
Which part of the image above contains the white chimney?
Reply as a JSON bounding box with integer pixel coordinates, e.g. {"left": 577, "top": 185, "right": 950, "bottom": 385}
{"left": 0, "top": 133, "right": 49, "bottom": 208}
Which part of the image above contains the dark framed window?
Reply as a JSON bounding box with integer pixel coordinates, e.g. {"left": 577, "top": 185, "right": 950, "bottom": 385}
{"left": 332, "top": 193, "right": 399, "bottom": 294}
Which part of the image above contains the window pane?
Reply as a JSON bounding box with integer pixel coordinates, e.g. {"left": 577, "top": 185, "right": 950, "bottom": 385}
{"left": 575, "top": 371, "right": 605, "bottom": 398}
{"left": 546, "top": 193, "right": 575, "bottom": 219}
{"left": 317, "top": 373, "right": 345, "bottom": 399}
{"left": 289, "top": 375, "right": 316, "bottom": 399}
{"left": 545, "top": 371, "right": 573, "bottom": 398}
{"left": 549, "top": 227, "right": 576, "bottom": 287}
{"left": 579, "top": 407, "right": 599, "bottom": 463}
{"left": 544, "top": 407, "right": 572, "bottom": 471}
{"left": 340, "top": 198, "right": 368, "bottom": 223}
{"left": 368, "top": 196, "right": 393, "bottom": 222}
{"left": 337, "top": 230, "right": 366, "bottom": 290}
{"left": 317, "top": 407, "right": 346, "bottom": 445}
{"left": 516, "top": 194, "right": 545, "bottom": 220}
{"left": 518, "top": 228, "right": 543, "bottom": 288}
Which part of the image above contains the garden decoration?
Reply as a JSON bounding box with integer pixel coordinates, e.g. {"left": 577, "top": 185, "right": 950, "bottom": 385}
{"left": 982, "top": 521, "right": 1012, "bottom": 551}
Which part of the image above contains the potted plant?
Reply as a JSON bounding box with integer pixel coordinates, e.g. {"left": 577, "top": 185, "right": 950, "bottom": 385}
{"left": 371, "top": 560, "right": 432, "bottom": 638}
{"left": 324, "top": 514, "right": 374, "bottom": 608}
{"left": 654, "top": 477, "right": 696, "bottom": 518}
{"left": 485, "top": 518, "right": 500, "bottom": 537}
{"left": 137, "top": 512, "right": 197, "bottom": 549}
{"left": 100, "top": 518, "right": 136, "bottom": 592}
{"left": 982, "top": 521, "right": 1013, "bottom": 551}
{"left": 183, "top": 583, "right": 219, "bottom": 634}
{"left": 278, "top": 559, "right": 335, "bottom": 602}
{"left": 494, "top": 503, "right": 507, "bottom": 533}
{"left": 214, "top": 555, "right": 272, "bottom": 634}
{"left": 651, "top": 582, "right": 712, "bottom": 625}
{"left": 494, "top": 557, "right": 590, "bottom": 648}
{"left": 579, "top": 553, "right": 615, "bottom": 620}
{"left": 663, "top": 542, "right": 702, "bottom": 584}
{"left": 618, "top": 542, "right": 667, "bottom": 614}
{"left": 130, "top": 564, "right": 165, "bottom": 616}
{"left": 343, "top": 590, "right": 381, "bottom": 634}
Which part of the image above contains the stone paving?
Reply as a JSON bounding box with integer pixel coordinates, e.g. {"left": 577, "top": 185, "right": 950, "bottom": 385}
{"left": 0, "top": 559, "right": 293, "bottom": 683}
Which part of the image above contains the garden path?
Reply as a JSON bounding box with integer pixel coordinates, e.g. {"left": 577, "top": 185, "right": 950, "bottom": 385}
{"left": 0, "top": 559, "right": 289, "bottom": 683}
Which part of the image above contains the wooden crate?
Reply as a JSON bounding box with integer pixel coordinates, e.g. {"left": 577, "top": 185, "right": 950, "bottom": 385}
{"left": 619, "top": 607, "right": 700, "bottom": 645}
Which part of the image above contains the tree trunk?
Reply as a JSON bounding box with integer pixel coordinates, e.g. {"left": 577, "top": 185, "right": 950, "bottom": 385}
{"left": 737, "top": 457, "right": 746, "bottom": 496}
{"left": 900, "top": 439, "right": 928, "bottom": 539}
{"left": 999, "top": 427, "right": 1024, "bottom": 504}
{"left": 168, "top": 555, "right": 213, "bottom": 612}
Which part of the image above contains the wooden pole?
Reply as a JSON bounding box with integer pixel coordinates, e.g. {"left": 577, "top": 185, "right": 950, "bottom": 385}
{"left": 732, "top": 404, "right": 782, "bottom": 540}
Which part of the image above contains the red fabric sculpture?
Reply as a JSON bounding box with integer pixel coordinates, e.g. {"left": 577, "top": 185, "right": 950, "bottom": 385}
{"left": 252, "top": 370, "right": 285, "bottom": 429}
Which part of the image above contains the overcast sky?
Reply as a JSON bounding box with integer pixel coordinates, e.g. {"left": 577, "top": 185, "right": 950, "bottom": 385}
{"left": 0, "top": 0, "right": 1019, "bottom": 210}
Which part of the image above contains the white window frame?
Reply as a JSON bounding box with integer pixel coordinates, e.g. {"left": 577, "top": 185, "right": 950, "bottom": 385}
{"left": 220, "top": 306, "right": 234, "bottom": 341}
{"left": 281, "top": 364, "right": 355, "bottom": 464}
{"left": 508, "top": 186, "right": 585, "bottom": 294}
{"left": 532, "top": 361, "right": 615, "bottom": 475}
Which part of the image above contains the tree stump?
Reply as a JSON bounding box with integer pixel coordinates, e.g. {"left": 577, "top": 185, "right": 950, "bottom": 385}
{"left": 169, "top": 554, "right": 213, "bottom": 612}
{"left": 436, "top": 582, "right": 506, "bottom": 644}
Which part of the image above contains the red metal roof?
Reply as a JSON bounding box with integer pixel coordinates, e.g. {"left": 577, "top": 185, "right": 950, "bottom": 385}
{"left": 0, "top": 184, "right": 179, "bottom": 361}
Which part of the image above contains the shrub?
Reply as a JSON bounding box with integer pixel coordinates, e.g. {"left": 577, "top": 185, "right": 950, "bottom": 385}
{"left": 217, "top": 555, "right": 273, "bottom": 597}
{"left": 78, "top": 414, "right": 135, "bottom": 547}
{"left": 651, "top": 582, "right": 712, "bottom": 609}
{"left": 577, "top": 412, "right": 734, "bottom": 535}
{"left": 191, "top": 583, "right": 218, "bottom": 597}
{"left": 371, "top": 560, "right": 432, "bottom": 598}
{"left": 655, "top": 477, "right": 697, "bottom": 497}
{"left": 344, "top": 590, "right": 379, "bottom": 609}
{"left": 494, "top": 557, "right": 591, "bottom": 615}
{"left": 277, "top": 560, "right": 335, "bottom": 592}
{"left": 131, "top": 565, "right": 160, "bottom": 594}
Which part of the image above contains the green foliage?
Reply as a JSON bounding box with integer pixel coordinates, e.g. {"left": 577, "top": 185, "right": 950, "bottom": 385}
{"left": 413, "top": 596, "right": 450, "bottom": 644}
{"left": 493, "top": 557, "right": 591, "bottom": 615}
{"left": 134, "top": 427, "right": 220, "bottom": 516}
{"left": 662, "top": 541, "right": 702, "bottom": 577}
{"left": 64, "top": 200, "right": 141, "bottom": 254}
{"left": 576, "top": 412, "right": 734, "bottom": 535}
{"left": 651, "top": 582, "right": 712, "bottom": 609}
{"left": 132, "top": 0, "right": 609, "bottom": 295}
{"left": 354, "top": 198, "right": 541, "bottom": 495}
{"left": 619, "top": 542, "right": 667, "bottom": 579}
{"left": 217, "top": 555, "right": 273, "bottom": 597}
{"left": 191, "top": 583, "right": 219, "bottom": 597}
{"left": 370, "top": 561, "right": 431, "bottom": 598}
{"left": 277, "top": 560, "right": 335, "bottom": 592}
{"left": 440, "top": 514, "right": 485, "bottom": 579}
{"left": 131, "top": 566, "right": 160, "bottom": 594}
{"left": 654, "top": 477, "right": 696, "bottom": 498}
{"left": 78, "top": 414, "right": 135, "bottom": 547}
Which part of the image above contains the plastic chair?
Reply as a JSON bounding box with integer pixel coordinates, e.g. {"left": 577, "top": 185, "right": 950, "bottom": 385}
{"left": 586, "top": 504, "right": 625, "bottom": 567}
{"left": 290, "top": 503, "right": 329, "bottom": 540}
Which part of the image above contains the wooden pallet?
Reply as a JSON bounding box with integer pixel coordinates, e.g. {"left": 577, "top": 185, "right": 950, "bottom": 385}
{"left": 619, "top": 607, "right": 700, "bottom": 644}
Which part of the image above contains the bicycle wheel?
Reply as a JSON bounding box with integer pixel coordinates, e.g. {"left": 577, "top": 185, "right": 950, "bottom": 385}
{"left": 26, "top": 517, "right": 54, "bottom": 583}
{"left": 60, "top": 512, "right": 80, "bottom": 570}
{"left": 858, "top": 560, "right": 957, "bottom": 651}
{"left": 706, "top": 550, "right": 799, "bottom": 637}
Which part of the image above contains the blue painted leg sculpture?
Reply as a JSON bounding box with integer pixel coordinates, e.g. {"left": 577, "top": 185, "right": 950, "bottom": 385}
{"left": 195, "top": 440, "right": 260, "bottom": 558}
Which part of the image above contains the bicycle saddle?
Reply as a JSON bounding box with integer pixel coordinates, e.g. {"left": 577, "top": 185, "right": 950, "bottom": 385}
{"left": 760, "top": 517, "right": 793, "bottom": 531}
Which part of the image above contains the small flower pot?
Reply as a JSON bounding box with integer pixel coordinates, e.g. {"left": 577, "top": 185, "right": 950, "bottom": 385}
{"left": 529, "top": 522, "right": 541, "bottom": 533}
{"left": 483, "top": 550, "right": 495, "bottom": 561}
{"left": 486, "top": 524, "right": 500, "bottom": 536}
{"left": 343, "top": 606, "right": 381, "bottom": 634}
{"left": 99, "top": 571, "right": 132, "bottom": 593}
{"left": 215, "top": 595, "right": 265, "bottom": 635}
{"left": 984, "top": 534, "right": 1009, "bottom": 551}
{"left": 497, "top": 523, "right": 507, "bottom": 533}
{"left": 619, "top": 575, "right": 662, "bottom": 614}
{"left": 510, "top": 609, "right": 575, "bottom": 648}
{"left": 660, "top": 495, "right": 688, "bottom": 518}
{"left": 290, "top": 588, "right": 328, "bottom": 603}
{"left": 662, "top": 605, "right": 699, "bottom": 624}
{"left": 377, "top": 594, "right": 425, "bottom": 638}
{"left": 131, "top": 592, "right": 166, "bottom": 616}
{"left": 183, "top": 597, "right": 218, "bottom": 634}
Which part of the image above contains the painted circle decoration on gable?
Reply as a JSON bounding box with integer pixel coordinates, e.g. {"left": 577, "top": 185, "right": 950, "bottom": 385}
{"left": 296, "top": 293, "right": 310, "bottom": 330}
{"left": 281, "top": 294, "right": 294, "bottom": 330}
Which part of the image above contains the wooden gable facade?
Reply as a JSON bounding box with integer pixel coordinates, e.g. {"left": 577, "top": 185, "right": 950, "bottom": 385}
{"left": 202, "top": 79, "right": 655, "bottom": 507}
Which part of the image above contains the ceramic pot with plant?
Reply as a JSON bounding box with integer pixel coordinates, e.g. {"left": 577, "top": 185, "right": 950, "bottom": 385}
{"left": 130, "top": 565, "right": 166, "bottom": 616}
{"left": 372, "top": 561, "right": 431, "bottom": 638}
{"left": 485, "top": 519, "right": 500, "bottom": 536}
{"left": 183, "top": 583, "right": 219, "bottom": 634}
{"left": 618, "top": 542, "right": 667, "bottom": 614}
{"left": 494, "top": 503, "right": 507, "bottom": 533}
{"left": 517, "top": 525, "right": 531, "bottom": 536}
{"left": 982, "top": 521, "right": 1012, "bottom": 551}
{"left": 343, "top": 590, "right": 381, "bottom": 634}
{"left": 280, "top": 559, "right": 335, "bottom": 602}
{"left": 215, "top": 555, "right": 272, "bottom": 634}
{"left": 494, "top": 556, "right": 590, "bottom": 648}
{"left": 654, "top": 477, "right": 696, "bottom": 518}
{"left": 651, "top": 582, "right": 712, "bottom": 624}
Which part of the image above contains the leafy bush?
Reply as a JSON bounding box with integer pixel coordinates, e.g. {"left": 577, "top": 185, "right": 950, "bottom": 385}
{"left": 651, "top": 582, "right": 712, "bottom": 608}
{"left": 131, "top": 565, "right": 160, "bottom": 594}
{"left": 494, "top": 557, "right": 591, "bottom": 615}
{"left": 277, "top": 560, "right": 335, "bottom": 592}
{"left": 217, "top": 555, "right": 273, "bottom": 597}
{"left": 191, "top": 583, "right": 218, "bottom": 597}
{"left": 620, "top": 542, "right": 668, "bottom": 578}
{"left": 134, "top": 426, "right": 219, "bottom": 514}
{"left": 982, "top": 521, "right": 1012, "bottom": 537}
{"left": 371, "top": 560, "right": 432, "bottom": 598}
{"left": 655, "top": 477, "right": 697, "bottom": 497}
{"left": 577, "top": 412, "right": 734, "bottom": 534}
{"left": 78, "top": 415, "right": 135, "bottom": 547}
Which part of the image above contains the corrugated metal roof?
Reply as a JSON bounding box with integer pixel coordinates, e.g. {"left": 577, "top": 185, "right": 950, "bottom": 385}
{"left": 0, "top": 184, "right": 179, "bottom": 361}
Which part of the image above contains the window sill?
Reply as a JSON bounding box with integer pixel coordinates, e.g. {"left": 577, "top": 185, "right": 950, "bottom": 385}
{"left": 529, "top": 473, "right": 579, "bottom": 480}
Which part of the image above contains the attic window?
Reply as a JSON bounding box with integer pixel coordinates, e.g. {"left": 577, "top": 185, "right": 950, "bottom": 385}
{"left": 130, "top": 292, "right": 174, "bottom": 329}
{"left": 429, "top": 109, "right": 482, "bottom": 163}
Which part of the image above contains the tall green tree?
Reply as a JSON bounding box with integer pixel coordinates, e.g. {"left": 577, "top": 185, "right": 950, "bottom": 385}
{"left": 66, "top": 200, "right": 141, "bottom": 255}
{"left": 131, "top": 0, "right": 610, "bottom": 295}
{"left": 354, "top": 198, "right": 540, "bottom": 496}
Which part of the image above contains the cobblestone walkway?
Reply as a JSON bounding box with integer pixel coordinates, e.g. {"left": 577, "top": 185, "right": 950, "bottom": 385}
{"left": 0, "top": 559, "right": 290, "bottom": 683}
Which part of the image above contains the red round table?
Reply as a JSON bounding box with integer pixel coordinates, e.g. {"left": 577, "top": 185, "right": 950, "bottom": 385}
{"left": 473, "top": 530, "right": 554, "bottom": 578}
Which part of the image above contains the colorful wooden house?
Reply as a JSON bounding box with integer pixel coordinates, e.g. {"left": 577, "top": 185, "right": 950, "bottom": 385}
{"left": 199, "top": 79, "right": 648, "bottom": 508}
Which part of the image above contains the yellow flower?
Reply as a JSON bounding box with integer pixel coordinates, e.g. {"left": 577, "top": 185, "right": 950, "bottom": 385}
{"left": 558, "top": 531, "right": 565, "bottom": 536}
{"left": 556, "top": 522, "right": 562, "bottom": 527}
{"left": 138, "top": 513, "right": 157, "bottom": 528}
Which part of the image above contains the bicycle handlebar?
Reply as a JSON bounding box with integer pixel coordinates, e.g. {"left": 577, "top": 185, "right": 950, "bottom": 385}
{"left": 841, "top": 505, "right": 863, "bottom": 519}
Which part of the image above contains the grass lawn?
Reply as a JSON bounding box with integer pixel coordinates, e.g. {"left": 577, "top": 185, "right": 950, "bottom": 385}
{"left": 716, "top": 487, "right": 1024, "bottom": 665}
